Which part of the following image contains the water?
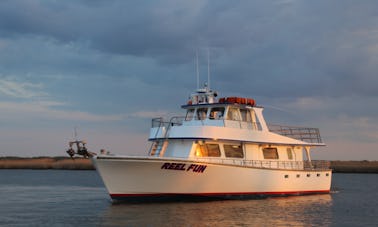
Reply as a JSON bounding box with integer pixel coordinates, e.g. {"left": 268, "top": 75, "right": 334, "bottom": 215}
{"left": 0, "top": 170, "right": 377, "bottom": 227}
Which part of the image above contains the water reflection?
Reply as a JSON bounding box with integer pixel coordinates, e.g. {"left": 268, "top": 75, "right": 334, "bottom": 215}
{"left": 100, "top": 195, "right": 332, "bottom": 226}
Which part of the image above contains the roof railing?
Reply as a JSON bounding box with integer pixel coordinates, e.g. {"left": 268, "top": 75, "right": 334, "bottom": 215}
{"left": 268, "top": 124, "right": 323, "bottom": 144}
{"left": 151, "top": 118, "right": 323, "bottom": 144}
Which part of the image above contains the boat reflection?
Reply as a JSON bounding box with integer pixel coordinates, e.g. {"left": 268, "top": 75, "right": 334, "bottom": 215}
{"left": 100, "top": 194, "right": 332, "bottom": 226}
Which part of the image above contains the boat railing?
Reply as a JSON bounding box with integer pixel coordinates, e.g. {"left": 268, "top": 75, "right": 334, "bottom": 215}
{"left": 151, "top": 117, "right": 185, "bottom": 140}
{"left": 268, "top": 124, "right": 323, "bottom": 144}
{"left": 189, "top": 157, "right": 330, "bottom": 171}
{"left": 152, "top": 116, "right": 263, "bottom": 131}
{"left": 151, "top": 117, "right": 184, "bottom": 128}
{"left": 151, "top": 118, "right": 323, "bottom": 144}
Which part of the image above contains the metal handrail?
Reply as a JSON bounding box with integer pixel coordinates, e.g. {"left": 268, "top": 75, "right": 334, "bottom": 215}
{"left": 151, "top": 117, "right": 184, "bottom": 128}
{"left": 268, "top": 124, "right": 323, "bottom": 143}
{"left": 152, "top": 116, "right": 262, "bottom": 130}
{"left": 151, "top": 117, "right": 323, "bottom": 144}
{"left": 163, "top": 116, "right": 185, "bottom": 138}
{"left": 189, "top": 158, "right": 330, "bottom": 170}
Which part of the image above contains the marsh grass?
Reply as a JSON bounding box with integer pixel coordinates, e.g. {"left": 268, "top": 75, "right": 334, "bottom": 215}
{"left": 0, "top": 157, "right": 94, "bottom": 170}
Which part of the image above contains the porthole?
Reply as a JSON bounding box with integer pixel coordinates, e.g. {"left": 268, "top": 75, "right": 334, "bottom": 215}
{"left": 306, "top": 174, "right": 311, "bottom": 177}
{"left": 284, "top": 175, "right": 289, "bottom": 178}
{"left": 317, "top": 173, "right": 320, "bottom": 177}
{"left": 296, "top": 174, "right": 300, "bottom": 178}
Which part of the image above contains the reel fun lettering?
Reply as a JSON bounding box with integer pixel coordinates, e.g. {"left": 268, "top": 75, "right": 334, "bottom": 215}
{"left": 161, "top": 162, "right": 207, "bottom": 173}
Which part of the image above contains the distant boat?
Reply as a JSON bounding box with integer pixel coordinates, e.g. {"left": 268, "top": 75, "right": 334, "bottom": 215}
{"left": 91, "top": 85, "right": 332, "bottom": 202}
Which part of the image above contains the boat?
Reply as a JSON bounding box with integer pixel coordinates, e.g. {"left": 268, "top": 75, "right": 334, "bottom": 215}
{"left": 90, "top": 84, "right": 332, "bottom": 202}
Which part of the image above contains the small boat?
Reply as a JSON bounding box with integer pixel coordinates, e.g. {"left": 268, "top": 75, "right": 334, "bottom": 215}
{"left": 90, "top": 85, "right": 332, "bottom": 202}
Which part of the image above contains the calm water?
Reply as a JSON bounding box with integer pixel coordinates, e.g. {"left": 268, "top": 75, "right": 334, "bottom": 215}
{"left": 0, "top": 170, "right": 377, "bottom": 227}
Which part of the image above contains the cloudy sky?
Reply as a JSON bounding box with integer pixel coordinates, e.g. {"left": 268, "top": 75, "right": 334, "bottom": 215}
{"left": 0, "top": 0, "right": 377, "bottom": 160}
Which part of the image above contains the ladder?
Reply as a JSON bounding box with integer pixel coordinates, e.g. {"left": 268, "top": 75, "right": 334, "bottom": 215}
{"left": 149, "top": 140, "right": 168, "bottom": 156}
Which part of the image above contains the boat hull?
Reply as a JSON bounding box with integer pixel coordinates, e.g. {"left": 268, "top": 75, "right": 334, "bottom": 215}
{"left": 92, "top": 156, "right": 332, "bottom": 202}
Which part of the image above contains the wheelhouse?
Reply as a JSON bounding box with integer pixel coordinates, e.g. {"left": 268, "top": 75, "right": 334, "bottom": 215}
{"left": 147, "top": 87, "right": 327, "bottom": 171}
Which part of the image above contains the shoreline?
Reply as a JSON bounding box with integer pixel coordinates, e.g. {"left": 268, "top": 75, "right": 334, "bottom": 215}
{"left": 330, "top": 160, "right": 378, "bottom": 173}
{"left": 0, "top": 157, "right": 377, "bottom": 173}
{"left": 0, "top": 157, "right": 94, "bottom": 170}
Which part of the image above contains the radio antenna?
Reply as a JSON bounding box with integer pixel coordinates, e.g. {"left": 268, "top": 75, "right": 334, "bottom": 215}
{"left": 207, "top": 48, "right": 210, "bottom": 90}
{"left": 74, "top": 126, "right": 78, "bottom": 140}
{"left": 196, "top": 50, "right": 199, "bottom": 89}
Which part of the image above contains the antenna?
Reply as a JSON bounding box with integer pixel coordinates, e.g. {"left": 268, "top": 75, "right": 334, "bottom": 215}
{"left": 207, "top": 48, "right": 210, "bottom": 90}
{"left": 74, "top": 126, "right": 78, "bottom": 141}
{"left": 196, "top": 50, "right": 199, "bottom": 89}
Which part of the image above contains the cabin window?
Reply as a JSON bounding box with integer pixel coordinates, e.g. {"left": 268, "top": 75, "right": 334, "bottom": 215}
{"left": 287, "top": 148, "right": 293, "bottom": 160}
{"left": 197, "top": 94, "right": 207, "bottom": 104}
{"left": 227, "top": 108, "right": 240, "bottom": 121}
{"left": 224, "top": 144, "right": 244, "bottom": 158}
{"left": 240, "top": 109, "right": 252, "bottom": 122}
{"left": 196, "top": 108, "right": 208, "bottom": 120}
{"left": 250, "top": 109, "right": 262, "bottom": 130}
{"left": 263, "top": 147, "right": 279, "bottom": 159}
{"left": 209, "top": 107, "right": 225, "bottom": 120}
{"left": 185, "top": 109, "right": 195, "bottom": 121}
{"left": 195, "top": 143, "right": 221, "bottom": 157}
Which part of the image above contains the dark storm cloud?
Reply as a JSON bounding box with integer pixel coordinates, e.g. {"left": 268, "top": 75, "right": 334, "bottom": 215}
{"left": 0, "top": 1, "right": 285, "bottom": 59}
{"left": 1, "top": 0, "right": 378, "bottom": 99}
{"left": 0, "top": 0, "right": 377, "bottom": 159}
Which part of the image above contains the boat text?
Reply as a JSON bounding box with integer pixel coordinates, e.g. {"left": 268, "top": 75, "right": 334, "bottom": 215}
{"left": 161, "top": 162, "right": 207, "bottom": 173}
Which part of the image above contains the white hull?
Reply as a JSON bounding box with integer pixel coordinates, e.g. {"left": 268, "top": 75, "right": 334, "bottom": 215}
{"left": 93, "top": 156, "right": 332, "bottom": 201}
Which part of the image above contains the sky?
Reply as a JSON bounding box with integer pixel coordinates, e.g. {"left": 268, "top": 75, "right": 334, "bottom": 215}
{"left": 0, "top": 0, "right": 377, "bottom": 160}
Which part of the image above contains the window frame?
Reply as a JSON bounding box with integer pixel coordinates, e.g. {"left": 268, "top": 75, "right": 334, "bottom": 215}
{"left": 196, "top": 108, "right": 208, "bottom": 120}
{"left": 209, "top": 107, "right": 225, "bottom": 120}
{"left": 240, "top": 109, "right": 252, "bottom": 122}
{"left": 224, "top": 144, "right": 244, "bottom": 158}
{"left": 227, "top": 107, "right": 241, "bottom": 121}
{"left": 262, "top": 147, "right": 279, "bottom": 159}
{"left": 185, "top": 109, "right": 195, "bottom": 121}
{"left": 195, "top": 143, "right": 221, "bottom": 157}
{"left": 286, "top": 148, "right": 293, "bottom": 160}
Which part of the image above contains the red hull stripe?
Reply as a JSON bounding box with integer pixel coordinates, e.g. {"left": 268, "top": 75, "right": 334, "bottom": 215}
{"left": 110, "top": 190, "right": 330, "bottom": 198}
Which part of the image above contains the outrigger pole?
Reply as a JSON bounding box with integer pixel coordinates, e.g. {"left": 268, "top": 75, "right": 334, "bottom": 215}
{"left": 66, "top": 128, "right": 96, "bottom": 158}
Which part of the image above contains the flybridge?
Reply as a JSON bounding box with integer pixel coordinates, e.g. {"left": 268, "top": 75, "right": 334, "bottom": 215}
{"left": 185, "top": 85, "right": 256, "bottom": 107}
{"left": 187, "top": 85, "right": 218, "bottom": 105}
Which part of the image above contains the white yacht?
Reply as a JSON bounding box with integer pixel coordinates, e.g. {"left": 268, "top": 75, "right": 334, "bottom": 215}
{"left": 92, "top": 85, "right": 332, "bottom": 202}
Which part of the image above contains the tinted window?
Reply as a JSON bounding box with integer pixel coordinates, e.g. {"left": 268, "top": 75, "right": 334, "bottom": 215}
{"left": 240, "top": 109, "right": 252, "bottom": 122}
{"left": 195, "top": 144, "right": 221, "bottom": 157}
{"left": 185, "top": 109, "right": 195, "bottom": 121}
{"left": 224, "top": 144, "right": 244, "bottom": 158}
{"left": 209, "top": 107, "right": 225, "bottom": 120}
{"left": 206, "top": 144, "right": 221, "bottom": 157}
{"left": 263, "top": 147, "right": 279, "bottom": 159}
{"left": 196, "top": 108, "right": 208, "bottom": 120}
{"left": 286, "top": 148, "right": 293, "bottom": 160}
{"left": 227, "top": 108, "right": 240, "bottom": 121}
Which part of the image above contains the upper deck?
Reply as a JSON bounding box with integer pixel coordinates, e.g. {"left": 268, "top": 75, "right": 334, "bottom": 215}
{"left": 149, "top": 87, "right": 324, "bottom": 146}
